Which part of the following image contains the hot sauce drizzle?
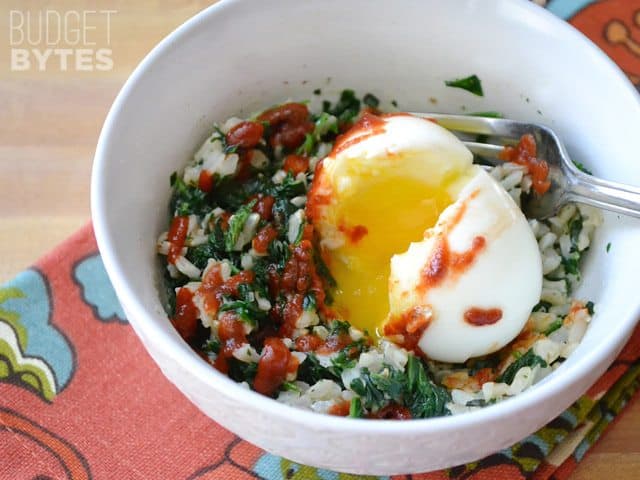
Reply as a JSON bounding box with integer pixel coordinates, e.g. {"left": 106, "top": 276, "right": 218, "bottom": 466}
{"left": 421, "top": 236, "right": 486, "bottom": 290}
{"left": 338, "top": 224, "right": 368, "bottom": 244}
{"left": 330, "top": 112, "right": 386, "bottom": 156}
{"left": 252, "top": 225, "right": 279, "bottom": 254}
{"left": 167, "top": 215, "right": 190, "bottom": 264}
{"left": 251, "top": 194, "right": 275, "bottom": 221}
{"left": 226, "top": 121, "right": 264, "bottom": 149}
{"left": 258, "top": 103, "right": 314, "bottom": 150}
{"left": 271, "top": 239, "right": 329, "bottom": 337}
{"left": 253, "top": 337, "right": 292, "bottom": 396}
{"left": 499, "top": 134, "right": 550, "bottom": 195}
{"left": 369, "top": 403, "right": 412, "bottom": 420}
{"left": 171, "top": 288, "right": 199, "bottom": 341}
{"left": 283, "top": 154, "right": 310, "bottom": 176}
{"left": 214, "top": 311, "right": 248, "bottom": 374}
{"left": 382, "top": 306, "right": 431, "bottom": 352}
{"left": 464, "top": 307, "right": 503, "bottom": 326}
{"left": 198, "top": 170, "right": 215, "bottom": 193}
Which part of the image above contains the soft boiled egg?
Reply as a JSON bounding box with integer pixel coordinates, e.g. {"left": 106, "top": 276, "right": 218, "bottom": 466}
{"left": 307, "top": 112, "right": 542, "bottom": 363}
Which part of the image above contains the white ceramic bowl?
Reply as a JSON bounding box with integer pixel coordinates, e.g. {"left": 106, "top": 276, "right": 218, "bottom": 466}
{"left": 92, "top": 0, "right": 640, "bottom": 474}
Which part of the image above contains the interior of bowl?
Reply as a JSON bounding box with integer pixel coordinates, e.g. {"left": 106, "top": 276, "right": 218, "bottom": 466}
{"left": 92, "top": 0, "right": 640, "bottom": 471}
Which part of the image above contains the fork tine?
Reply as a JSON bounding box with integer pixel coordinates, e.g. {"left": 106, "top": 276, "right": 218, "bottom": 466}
{"left": 410, "top": 112, "right": 529, "bottom": 138}
{"left": 463, "top": 141, "right": 504, "bottom": 163}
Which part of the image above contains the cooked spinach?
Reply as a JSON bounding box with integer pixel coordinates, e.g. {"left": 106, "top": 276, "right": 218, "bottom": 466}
{"left": 224, "top": 200, "right": 257, "bottom": 251}
{"left": 227, "top": 358, "right": 258, "bottom": 384}
{"left": 362, "top": 93, "right": 380, "bottom": 109}
{"left": 296, "top": 353, "right": 339, "bottom": 384}
{"left": 349, "top": 397, "right": 364, "bottom": 418}
{"left": 544, "top": 318, "right": 564, "bottom": 336}
{"left": 533, "top": 300, "right": 552, "bottom": 313}
{"left": 350, "top": 368, "right": 386, "bottom": 411}
{"left": 586, "top": 301, "right": 595, "bottom": 315}
{"left": 445, "top": 74, "right": 484, "bottom": 97}
{"left": 202, "top": 338, "right": 221, "bottom": 355}
{"left": 170, "top": 175, "right": 211, "bottom": 217}
{"left": 573, "top": 160, "right": 593, "bottom": 175}
{"left": 348, "top": 355, "right": 450, "bottom": 418}
{"left": 329, "top": 320, "right": 351, "bottom": 336}
{"left": 497, "top": 348, "right": 547, "bottom": 385}
{"left": 324, "top": 89, "right": 361, "bottom": 125}
{"left": 403, "top": 355, "right": 450, "bottom": 418}
{"left": 467, "top": 356, "right": 499, "bottom": 376}
{"left": 328, "top": 350, "right": 357, "bottom": 377}
{"left": 468, "top": 111, "right": 502, "bottom": 118}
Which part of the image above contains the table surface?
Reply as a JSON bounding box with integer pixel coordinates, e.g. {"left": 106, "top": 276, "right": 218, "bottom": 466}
{"left": 0, "top": 1, "right": 638, "bottom": 478}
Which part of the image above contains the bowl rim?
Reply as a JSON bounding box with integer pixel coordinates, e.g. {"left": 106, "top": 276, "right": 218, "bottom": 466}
{"left": 92, "top": 0, "right": 640, "bottom": 437}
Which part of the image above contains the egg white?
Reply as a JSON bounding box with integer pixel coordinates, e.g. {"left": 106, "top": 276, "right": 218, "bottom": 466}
{"left": 388, "top": 168, "right": 543, "bottom": 363}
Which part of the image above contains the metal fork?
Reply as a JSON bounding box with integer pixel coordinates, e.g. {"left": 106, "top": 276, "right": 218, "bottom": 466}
{"left": 410, "top": 113, "right": 640, "bottom": 219}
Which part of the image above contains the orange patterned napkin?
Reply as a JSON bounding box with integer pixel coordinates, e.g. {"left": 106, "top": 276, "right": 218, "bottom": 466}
{"left": 0, "top": 224, "right": 638, "bottom": 479}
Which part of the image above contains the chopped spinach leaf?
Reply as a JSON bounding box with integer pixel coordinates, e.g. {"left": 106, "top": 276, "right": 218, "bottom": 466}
{"left": 297, "top": 133, "right": 316, "bottom": 156}
{"left": 325, "top": 89, "right": 361, "bottom": 125}
{"left": 568, "top": 216, "right": 583, "bottom": 248}
{"left": 445, "top": 74, "right": 484, "bottom": 96}
{"left": 170, "top": 176, "right": 211, "bottom": 217}
{"left": 363, "top": 93, "right": 380, "bottom": 109}
{"left": 303, "top": 292, "right": 317, "bottom": 311}
{"left": 314, "top": 112, "right": 339, "bottom": 141}
{"left": 281, "top": 381, "right": 300, "bottom": 393}
{"left": 224, "top": 200, "right": 257, "bottom": 251}
{"left": 202, "top": 338, "right": 221, "bottom": 355}
{"left": 349, "top": 357, "right": 449, "bottom": 418}
{"left": 404, "top": 355, "right": 450, "bottom": 418}
{"left": 219, "top": 283, "right": 268, "bottom": 326}
{"left": 533, "top": 300, "right": 552, "bottom": 313}
{"left": 585, "top": 301, "right": 595, "bottom": 315}
{"left": 227, "top": 358, "right": 258, "bottom": 385}
{"left": 350, "top": 368, "right": 386, "bottom": 411}
{"left": 329, "top": 320, "right": 351, "bottom": 336}
{"left": 468, "top": 111, "right": 503, "bottom": 118}
{"left": 328, "top": 350, "right": 356, "bottom": 376}
{"left": 573, "top": 160, "right": 593, "bottom": 175}
{"left": 313, "top": 88, "right": 322, "bottom": 95}
{"left": 219, "top": 300, "right": 261, "bottom": 326}
{"left": 467, "top": 356, "right": 499, "bottom": 376}
{"left": 544, "top": 318, "right": 564, "bottom": 336}
{"left": 349, "top": 396, "right": 364, "bottom": 418}
{"left": 561, "top": 251, "right": 581, "bottom": 276}
{"left": 606, "top": 242, "right": 611, "bottom": 253}
{"left": 391, "top": 99, "right": 398, "bottom": 108}
{"left": 497, "top": 349, "right": 547, "bottom": 385}
{"left": 267, "top": 239, "right": 290, "bottom": 272}
{"left": 370, "top": 368, "right": 406, "bottom": 404}
{"left": 296, "top": 353, "right": 339, "bottom": 384}
{"left": 185, "top": 225, "right": 227, "bottom": 269}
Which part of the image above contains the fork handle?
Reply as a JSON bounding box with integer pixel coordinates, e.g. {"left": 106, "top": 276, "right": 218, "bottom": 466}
{"left": 566, "top": 171, "right": 640, "bottom": 219}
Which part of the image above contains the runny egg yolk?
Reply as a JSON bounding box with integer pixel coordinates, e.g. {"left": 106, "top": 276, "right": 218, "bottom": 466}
{"left": 330, "top": 176, "right": 454, "bottom": 336}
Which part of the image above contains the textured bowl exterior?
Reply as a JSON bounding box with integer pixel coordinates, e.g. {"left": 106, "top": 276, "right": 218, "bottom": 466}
{"left": 92, "top": 0, "right": 640, "bottom": 474}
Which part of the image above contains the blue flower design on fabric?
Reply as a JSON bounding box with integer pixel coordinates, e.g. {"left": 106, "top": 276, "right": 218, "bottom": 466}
{"left": 73, "top": 254, "right": 127, "bottom": 323}
{"left": 0, "top": 269, "right": 75, "bottom": 400}
{"left": 546, "top": 0, "right": 596, "bottom": 19}
{"left": 253, "top": 453, "right": 388, "bottom": 480}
